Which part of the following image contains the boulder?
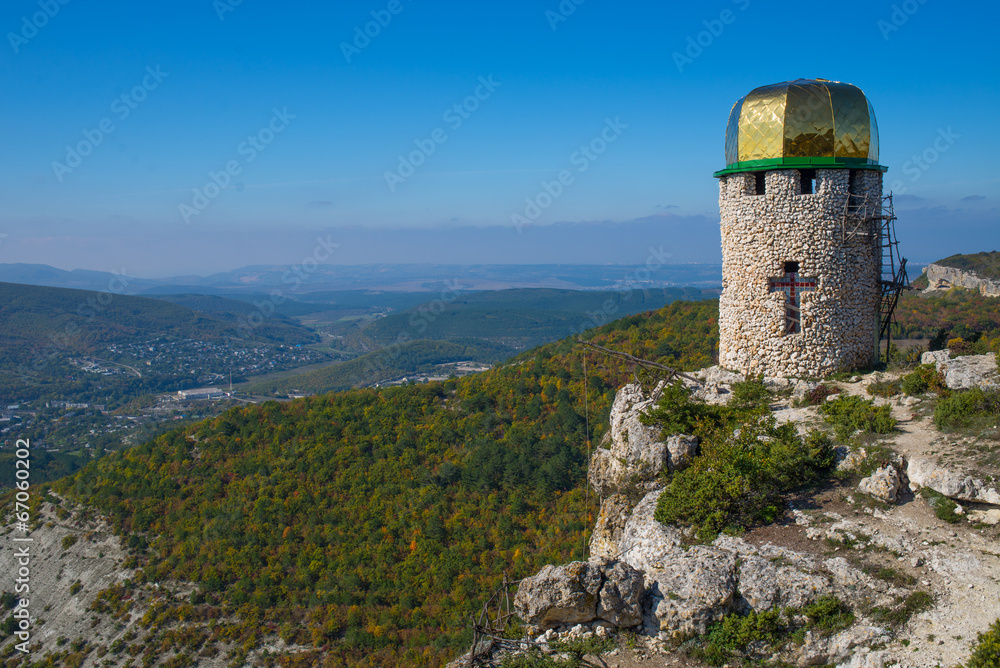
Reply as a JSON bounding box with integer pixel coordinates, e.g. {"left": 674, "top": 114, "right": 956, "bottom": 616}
{"left": 734, "top": 554, "right": 833, "bottom": 612}
{"left": 611, "top": 490, "right": 741, "bottom": 637}
{"left": 907, "top": 457, "right": 1000, "bottom": 505}
{"left": 715, "top": 536, "right": 847, "bottom": 613}
{"left": 857, "top": 465, "right": 903, "bottom": 503}
{"left": 793, "top": 625, "right": 891, "bottom": 667}
{"left": 588, "top": 384, "right": 697, "bottom": 496}
{"left": 644, "top": 547, "right": 739, "bottom": 638}
{"left": 837, "top": 447, "right": 867, "bottom": 473}
{"left": 920, "top": 350, "right": 999, "bottom": 391}
{"left": 700, "top": 366, "right": 745, "bottom": 385}
{"left": 513, "top": 559, "right": 644, "bottom": 630}
{"left": 596, "top": 560, "right": 645, "bottom": 628}
{"left": 665, "top": 434, "right": 699, "bottom": 471}
{"left": 514, "top": 561, "right": 602, "bottom": 628}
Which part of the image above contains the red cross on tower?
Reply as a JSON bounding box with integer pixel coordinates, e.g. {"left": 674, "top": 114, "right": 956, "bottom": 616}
{"left": 769, "top": 262, "right": 817, "bottom": 334}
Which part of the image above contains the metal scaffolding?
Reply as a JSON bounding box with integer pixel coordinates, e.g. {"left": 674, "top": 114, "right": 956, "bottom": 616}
{"left": 842, "top": 191, "right": 910, "bottom": 356}
{"left": 877, "top": 193, "right": 910, "bottom": 353}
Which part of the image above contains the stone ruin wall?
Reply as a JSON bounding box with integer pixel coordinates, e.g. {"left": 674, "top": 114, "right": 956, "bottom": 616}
{"left": 718, "top": 168, "right": 883, "bottom": 378}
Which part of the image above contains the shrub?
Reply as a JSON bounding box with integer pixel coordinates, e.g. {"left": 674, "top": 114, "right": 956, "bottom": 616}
{"left": 62, "top": 535, "right": 79, "bottom": 550}
{"left": 640, "top": 381, "right": 723, "bottom": 437}
{"left": 948, "top": 332, "right": 993, "bottom": 357}
{"left": 702, "top": 607, "right": 787, "bottom": 657}
{"left": 641, "top": 378, "right": 771, "bottom": 440}
{"left": 693, "top": 596, "right": 854, "bottom": 666}
{"left": 921, "top": 488, "right": 962, "bottom": 524}
{"left": 802, "top": 595, "right": 855, "bottom": 635}
{"left": 798, "top": 384, "right": 840, "bottom": 406}
{"left": 655, "top": 411, "right": 834, "bottom": 542}
{"left": 819, "top": 395, "right": 896, "bottom": 441}
{"left": 928, "top": 328, "right": 949, "bottom": 352}
{"left": 729, "top": 377, "right": 771, "bottom": 410}
{"left": 900, "top": 365, "right": 946, "bottom": 396}
{"left": 934, "top": 388, "right": 1000, "bottom": 430}
{"left": 869, "top": 591, "right": 933, "bottom": 627}
{"left": 964, "top": 618, "right": 1000, "bottom": 668}
{"left": 867, "top": 379, "right": 901, "bottom": 398}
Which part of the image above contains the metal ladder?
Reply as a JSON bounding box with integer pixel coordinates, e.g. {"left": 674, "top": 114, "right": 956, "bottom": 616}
{"left": 877, "top": 193, "right": 910, "bottom": 350}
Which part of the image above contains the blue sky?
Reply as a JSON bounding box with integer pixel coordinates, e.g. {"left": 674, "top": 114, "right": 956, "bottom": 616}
{"left": 1, "top": 0, "right": 997, "bottom": 276}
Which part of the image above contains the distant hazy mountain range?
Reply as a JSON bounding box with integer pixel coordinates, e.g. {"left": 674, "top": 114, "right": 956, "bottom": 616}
{"left": 0, "top": 262, "right": 723, "bottom": 295}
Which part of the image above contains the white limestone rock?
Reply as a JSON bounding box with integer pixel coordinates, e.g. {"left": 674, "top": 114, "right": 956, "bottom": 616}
{"left": 643, "top": 547, "right": 739, "bottom": 638}
{"left": 734, "top": 554, "right": 833, "bottom": 612}
{"left": 968, "top": 508, "right": 1000, "bottom": 525}
{"left": 857, "top": 464, "right": 903, "bottom": 503}
{"left": 616, "top": 490, "right": 685, "bottom": 574}
{"left": 513, "top": 558, "right": 644, "bottom": 630}
{"left": 588, "top": 384, "right": 697, "bottom": 496}
{"left": 596, "top": 560, "right": 645, "bottom": 628}
{"left": 923, "top": 263, "right": 1000, "bottom": 297}
{"left": 589, "top": 494, "right": 632, "bottom": 560}
{"left": 514, "top": 561, "right": 603, "bottom": 628}
{"left": 920, "top": 350, "right": 999, "bottom": 390}
{"left": 908, "top": 457, "right": 1000, "bottom": 506}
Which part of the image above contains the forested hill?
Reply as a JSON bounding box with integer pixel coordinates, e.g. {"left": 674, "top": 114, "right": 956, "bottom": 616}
{"left": 0, "top": 281, "right": 317, "bottom": 363}
{"left": 359, "top": 287, "right": 712, "bottom": 351}
{"left": 0, "top": 281, "right": 319, "bottom": 403}
{"left": 53, "top": 300, "right": 719, "bottom": 667}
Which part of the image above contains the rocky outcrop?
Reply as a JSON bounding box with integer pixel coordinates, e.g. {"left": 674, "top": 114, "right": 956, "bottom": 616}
{"left": 615, "top": 490, "right": 684, "bottom": 573}
{"left": 729, "top": 552, "right": 832, "bottom": 611}
{"left": 923, "top": 263, "right": 1000, "bottom": 297}
{"left": 589, "top": 494, "right": 632, "bottom": 560}
{"left": 588, "top": 383, "right": 698, "bottom": 496}
{"left": 907, "top": 457, "right": 1000, "bottom": 505}
{"left": 523, "top": 489, "right": 894, "bottom": 642}
{"left": 513, "top": 558, "right": 644, "bottom": 629}
{"left": 921, "top": 350, "right": 999, "bottom": 390}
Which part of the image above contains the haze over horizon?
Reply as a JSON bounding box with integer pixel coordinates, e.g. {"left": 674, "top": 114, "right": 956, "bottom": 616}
{"left": 2, "top": 0, "right": 997, "bottom": 276}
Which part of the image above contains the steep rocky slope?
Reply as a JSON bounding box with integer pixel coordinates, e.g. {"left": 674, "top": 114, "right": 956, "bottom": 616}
{"left": 494, "top": 365, "right": 1000, "bottom": 668}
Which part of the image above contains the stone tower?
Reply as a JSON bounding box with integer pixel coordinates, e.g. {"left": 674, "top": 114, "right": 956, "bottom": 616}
{"left": 714, "top": 78, "right": 887, "bottom": 378}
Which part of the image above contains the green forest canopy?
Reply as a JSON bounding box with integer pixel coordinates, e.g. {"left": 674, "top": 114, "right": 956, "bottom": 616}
{"left": 53, "top": 301, "right": 718, "bottom": 667}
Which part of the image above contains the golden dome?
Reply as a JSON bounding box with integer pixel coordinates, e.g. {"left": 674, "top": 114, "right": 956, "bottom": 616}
{"left": 715, "top": 78, "right": 885, "bottom": 176}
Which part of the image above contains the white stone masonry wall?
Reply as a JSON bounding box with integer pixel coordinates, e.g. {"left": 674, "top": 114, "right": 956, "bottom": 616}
{"left": 717, "top": 168, "right": 882, "bottom": 378}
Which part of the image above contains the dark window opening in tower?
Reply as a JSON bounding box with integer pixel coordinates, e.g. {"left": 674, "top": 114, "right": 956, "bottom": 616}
{"left": 799, "top": 169, "right": 816, "bottom": 195}
{"left": 848, "top": 169, "right": 858, "bottom": 195}
{"left": 755, "top": 172, "right": 766, "bottom": 196}
{"left": 784, "top": 261, "right": 799, "bottom": 274}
